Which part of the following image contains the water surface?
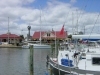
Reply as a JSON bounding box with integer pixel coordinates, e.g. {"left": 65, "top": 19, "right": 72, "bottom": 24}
{"left": 0, "top": 48, "right": 50, "bottom": 75}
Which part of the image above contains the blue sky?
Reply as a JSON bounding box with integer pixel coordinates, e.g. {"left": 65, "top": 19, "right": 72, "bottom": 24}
{"left": 0, "top": 0, "right": 100, "bottom": 36}
{"left": 29, "top": 0, "right": 100, "bottom": 12}
{"left": 74, "top": 0, "right": 100, "bottom": 12}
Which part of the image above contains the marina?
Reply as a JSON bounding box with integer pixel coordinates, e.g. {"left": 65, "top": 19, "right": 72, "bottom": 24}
{"left": 0, "top": 0, "right": 100, "bottom": 75}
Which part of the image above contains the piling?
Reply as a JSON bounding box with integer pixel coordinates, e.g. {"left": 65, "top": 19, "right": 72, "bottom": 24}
{"left": 29, "top": 45, "right": 34, "bottom": 75}
{"left": 50, "top": 68, "right": 53, "bottom": 75}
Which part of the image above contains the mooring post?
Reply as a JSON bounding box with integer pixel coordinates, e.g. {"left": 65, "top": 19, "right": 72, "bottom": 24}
{"left": 50, "top": 68, "right": 53, "bottom": 75}
{"left": 30, "top": 45, "right": 34, "bottom": 75}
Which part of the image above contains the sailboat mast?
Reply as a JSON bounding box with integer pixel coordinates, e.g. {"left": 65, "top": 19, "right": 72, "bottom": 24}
{"left": 76, "top": 9, "right": 78, "bottom": 34}
{"left": 40, "top": 10, "right": 41, "bottom": 44}
{"left": 55, "top": 31, "right": 56, "bottom": 57}
{"left": 8, "top": 17, "right": 9, "bottom": 44}
{"left": 72, "top": 12, "right": 74, "bottom": 34}
{"left": 84, "top": 26, "right": 85, "bottom": 34}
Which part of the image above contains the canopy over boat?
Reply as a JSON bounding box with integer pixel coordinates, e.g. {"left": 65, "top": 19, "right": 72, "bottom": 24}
{"left": 72, "top": 34, "right": 100, "bottom": 41}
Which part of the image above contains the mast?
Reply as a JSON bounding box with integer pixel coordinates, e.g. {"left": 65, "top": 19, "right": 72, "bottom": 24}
{"left": 55, "top": 31, "right": 56, "bottom": 57}
{"left": 84, "top": 26, "right": 85, "bottom": 34}
{"left": 40, "top": 10, "right": 42, "bottom": 44}
{"left": 8, "top": 17, "right": 9, "bottom": 44}
{"left": 72, "top": 12, "right": 74, "bottom": 34}
{"left": 76, "top": 9, "right": 78, "bottom": 34}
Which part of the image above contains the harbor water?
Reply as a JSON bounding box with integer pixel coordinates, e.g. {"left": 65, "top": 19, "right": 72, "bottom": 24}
{"left": 0, "top": 48, "right": 50, "bottom": 75}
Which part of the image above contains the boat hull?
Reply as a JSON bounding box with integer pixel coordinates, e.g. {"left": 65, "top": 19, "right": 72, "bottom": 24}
{"left": 49, "top": 58, "right": 100, "bottom": 75}
{"left": 33, "top": 45, "right": 51, "bottom": 49}
{"left": 22, "top": 45, "right": 29, "bottom": 49}
{"left": 50, "top": 64, "right": 70, "bottom": 75}
{"left": 22, "top": 44, "right": 51, "bottom": 49}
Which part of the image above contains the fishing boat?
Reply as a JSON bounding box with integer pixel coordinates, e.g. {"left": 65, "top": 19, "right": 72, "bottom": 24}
{"left": 47, "top": 41, "right": 100, "bottom": 75}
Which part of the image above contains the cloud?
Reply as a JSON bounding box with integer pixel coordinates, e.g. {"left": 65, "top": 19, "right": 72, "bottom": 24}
{"left": 0, "top": 0, "right": 35, "bottom": 7}
{"left": 0, "top": 0, "right": 100, "bottom": 37}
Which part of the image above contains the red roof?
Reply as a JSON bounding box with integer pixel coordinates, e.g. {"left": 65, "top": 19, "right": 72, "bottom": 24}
{"left": 0, "top": 33, "right": 20, "bottom": 39}
{"left": 32, "top": 31, "right": 67, "bottom": 39}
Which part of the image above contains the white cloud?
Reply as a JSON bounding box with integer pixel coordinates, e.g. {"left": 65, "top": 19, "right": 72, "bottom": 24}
{"left": 0, "top": 0, "right": 100, "bottom": 37}
{"left": 0, "top": 0, "right": 35, "bottom": 7}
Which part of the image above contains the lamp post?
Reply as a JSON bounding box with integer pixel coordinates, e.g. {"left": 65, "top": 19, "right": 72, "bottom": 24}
{"left": 27, "top": 26, "right": 31, "bottom": 41}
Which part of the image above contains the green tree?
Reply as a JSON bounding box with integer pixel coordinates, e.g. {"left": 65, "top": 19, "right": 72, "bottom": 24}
{"left": 68, "top": 34, "right": 72, "bottom": 39}
{"left": 20, "top": 35, "right": 24, "bottom": 39}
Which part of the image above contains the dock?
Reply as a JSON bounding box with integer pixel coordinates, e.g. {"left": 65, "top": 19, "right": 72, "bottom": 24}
{"left": 0, "top": 44, "right": 21, "bottom": 48}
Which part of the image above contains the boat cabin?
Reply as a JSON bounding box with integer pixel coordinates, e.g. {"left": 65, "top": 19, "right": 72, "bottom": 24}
{"left": 86, "top": 53, "right": 100, "bottom": 65}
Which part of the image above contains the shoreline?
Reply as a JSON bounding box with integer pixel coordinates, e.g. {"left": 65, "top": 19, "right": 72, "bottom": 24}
{"left": 0, "top": 44, "right": 22, "bottom": 48}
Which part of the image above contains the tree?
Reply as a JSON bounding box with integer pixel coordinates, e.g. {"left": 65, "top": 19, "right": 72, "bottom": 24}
{"left": 68, "top": 34, "right": 72, "bottom": 38}
{"left": 20, "top": 35, "right": 24, "bottom": 39}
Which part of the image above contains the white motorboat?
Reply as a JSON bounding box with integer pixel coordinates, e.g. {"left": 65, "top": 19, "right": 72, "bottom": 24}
{"left": 48, "top": 41, "right": 100, "bottom": 75}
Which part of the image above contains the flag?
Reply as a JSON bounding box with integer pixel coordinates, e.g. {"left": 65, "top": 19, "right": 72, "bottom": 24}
{"left": 59, "top": 25, "right": 64, "bottom": 35}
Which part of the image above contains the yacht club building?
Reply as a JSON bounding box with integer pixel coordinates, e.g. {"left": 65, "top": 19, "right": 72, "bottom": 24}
{"left": 32, "top": 31, "right": 67, "bottom": 43}
{"left": 0, "top": 33, "right": 21, "bottom": 45}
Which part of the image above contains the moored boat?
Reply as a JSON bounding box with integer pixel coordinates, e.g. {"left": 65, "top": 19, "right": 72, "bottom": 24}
{"left": 22, "top": 41, "right": 51, "bottom": 49}
{"left": 48, "top": 41, "right": 100, "bottom": 75}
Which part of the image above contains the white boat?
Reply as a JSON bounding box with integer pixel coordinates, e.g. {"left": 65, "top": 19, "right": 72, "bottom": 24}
{"left": 48, "top": 41, "right": 100, "bottom": 75}
{"left": 22, "top": 45, "right": 29, "bottom": 49}
{"left": 22, "top": 41, "right": 51, "bottom": 49}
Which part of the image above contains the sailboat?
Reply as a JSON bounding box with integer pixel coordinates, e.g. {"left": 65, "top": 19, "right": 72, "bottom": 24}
{"left": 22, "top": 38, "right": 51, "bottom": 49}
{"left": 22, "top": 11, "right": 51, "bottom": 49}
{"left": 47, "top": 13, "right": 100, "bottom": 75}
{"left": 32, "top": 10, "right": 51, "bottom": 49}
{"left": 48, "top": 39, "right": 100, "bottom": 75}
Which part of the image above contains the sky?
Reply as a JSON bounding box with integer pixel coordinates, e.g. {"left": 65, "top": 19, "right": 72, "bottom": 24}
{"left": 0, "top": 0, "right": 100, "bottom": 37}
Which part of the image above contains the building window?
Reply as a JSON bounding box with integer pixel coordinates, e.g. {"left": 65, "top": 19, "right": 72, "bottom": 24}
{"left": 92, "top": 57, "right": 100, "bottom": 65}
{"left": 47, "top": 33, "right": 50, "bottom": 36}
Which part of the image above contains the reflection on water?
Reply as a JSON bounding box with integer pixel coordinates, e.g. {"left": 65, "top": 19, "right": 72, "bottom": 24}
{"left": 0, "top": 48, "right": 50, "bottom": 75}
